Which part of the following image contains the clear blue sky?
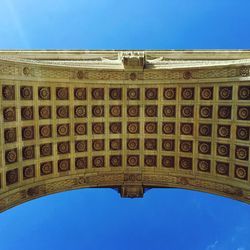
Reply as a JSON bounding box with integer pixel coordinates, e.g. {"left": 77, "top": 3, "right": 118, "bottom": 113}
{"left": 0, "top": 1, "right": 250, "bottom": 250}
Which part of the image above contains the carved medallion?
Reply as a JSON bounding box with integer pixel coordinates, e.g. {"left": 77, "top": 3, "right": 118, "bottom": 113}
{"left": 57, "top": 106, "right": 69, "bottom": 118}
{"left": 183, "top": 71, "right": 192, "bottom": 80}
{"left": 39, "top": 106, "right": 51, "bottom": 119}
{"left": 110, "top": 105, "right": 122, "bottom": 117}
{"left": 239, "top": 67, "right": 249, "bottom": 77}
{"left": 197, "top": 159, "right": 210, "bottom": 172}
{"left": 238, "top": 86, "right": 250, "bottom": 100}
{"left": 180, "top": 140, "right": 193, "bottom": 153}
{"left": 235, "top": 165, "right": 248, "bottom": 180}
{"left": 163, "top": 88, "right": 176, "bottom": 100}
{"left": 145, "top": 88, "right": 158, "bottom": 100}
{"left": 92, "top": 105, "right": 104, "bottom": 117}
{"left": 216, "top": 162, "right": 229, "bottom": 175}
{"left": 74, "top": 88, "right": 86, "bottom": 100}
{"left": 20, "top": 86, "right": 33, "bottom": 100}
{"left": 92, "top": 88, "right": 104, "bottom": 100}
{"left": 6, "top": 169, "right": 18, "bottom": 185}
{"left": 145, "top": 122, "right": 157, "bottom": 134}
{"left": 110, "top": 139, "right": 122, "bottom": 150}
{"left": 200, "top": 87, "right": 213, "bottom": 100}
{"left": 182, "top": 87, "right": 194, "bottom": 100}
{"left": 75, "top": 123, "right": 87, "bottom": 135}
{"left": 145, "top": 105, "right": 158, "bottom": 117}
{"left": 180, "top": 123, "right": 193, "bottom": 135}
{"left": 179, "top": 157, "right": 192, "bottom": 170}
{"left": 127, "top": 105, "right": 140, "bottom": 117}
{"left": 75, "top": 157, "right": 88, "bottom": 169}
{"left": 218, "top": 106, "right": 231, "bottom": 119}
{"left": 75, "top": 140, "right": 87, "bottom": 152}
{"left": 27, "top": 186, "right": 45, "bottom": 197}
{"left": 217, "top": 143, "right": 230, "bottom": 157}
{"left": 198, "top": 141, "right": 211, "bottom": 154}
{"left": 235, "top": 146, "right": 249, "bottom": 161}
{"left": 144, "top": 139, "right": 157, "bottom": 150}
{"left": 236, "top": 126, "right": 249, "bottom": 140}
{"left": 129, "top": 72, "right": 137, "bottom": 80}
{"left": 162, "top": 139, "right": 175, "bottom": 151}
{"left": 110, "top": 122, "right": 122, "bottom": 134}
{"left": 23, "top": 165, "right": 35, "bottom": 180}
{"left": 199, "top": 124, "right": 212, "bottom": 137}
{"left": 38, "top": 87, "right": 50, "bottom": 100}
{"left": 40, "top": 162, "right": 53, "bottom": 175}
{"left": 56, "top": 87, "right": 68, "bottom": 100}
{"left": 162, "top": 156, "right": 175, "bottom": 168}
{"left": 217, "top": 125, "right": 231, "bottom": 138}
{"left": 92, "top": 139, "right": 105, "bottom": 151}
{"left": 110, "top": 155, "right": 122, "bottom": 167}
{"left": 127, "top": 155, "right": 139, "bottom": 167}
{"left": 127, "top": 139, "right": 139, "bottom": 150}
{"left": 92, "top": 123, "right": 104, "bottom": 134}
{"left": 109, "top": 88, "right": 122, "bottom": 100}
{"left": 219, "top": 86, "right": 232, "bottom": 100}
{"left": 3, "top": 107, "right": 16, "bottom": 122}
{"left": 181, "top": 105, "right": 194, "bottom": 118}
{"left": 76, "top": 70, "right": 85, "bottom": 80}
{"left": 127, "top": 88, "right": 140, "bottom": 100}
{"left": 162, "top": 122, "right": 175, "bottom": 134}
{"left": 39, "top": 125, "right": 51, "bottom": 138}
{"left": 144, "top": 155, "right": 157, "bottom": 167}
{"left": 22, "top": 126, "right": 34, "bottom": 140}
{"left": 4, "top": 128, "right": 16, "bottom": 143}
{"left": 163, "top": 105, "right": 175, "bottom": 117}
{"left": 5, "top": 148, "right": 17, "bottom": 164}
{"left": 57, "top": 124, "right": 70, "bottom": 136}
{"left": 22, "top": 146, "right": 35, "bottom": 160}
{"left": 92, "top": 156, "right": 105, "bottom": 168}
{"left": 127, "top": 122, "right": 139, "bottom": 134}
{"left": 21, "top": 106, "right": 33, "bottom": 120}
{"left": 2, "top": 85, "right": 15, "bottom": 100}
{"left": 40, "top": 143, "right": 52, "bottom": 157}
{"left": 23, "top": 67, "right": 31, "bottom": 76}
{"left": 58, "top": 159, "right": 70, "bottom": 172}
{"left": 57, "top": 141, "right": 70, "bottom": 154}
{"left": 237, "top": 106, "right": 250, "bottom": 120}
{"left": 200, "top": 106, "right": 213, "bottom": 118}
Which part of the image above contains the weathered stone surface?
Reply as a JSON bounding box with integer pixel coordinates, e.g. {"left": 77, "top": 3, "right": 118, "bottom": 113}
{"left": 0, "top": 50, "right": 250, "bottom": 212}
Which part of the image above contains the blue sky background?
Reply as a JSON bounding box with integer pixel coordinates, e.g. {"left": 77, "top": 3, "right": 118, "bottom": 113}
{"left": 0, "top": 0, "right": 250, "bottom": 249}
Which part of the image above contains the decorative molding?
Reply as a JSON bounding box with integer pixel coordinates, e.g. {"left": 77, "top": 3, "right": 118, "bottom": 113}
{"left": 0, "top": 51, "right": 250, "bottom": 81}
{"left": 0, "top": 50, "right": 250, "bottom": 213}
{"left": 0, "top": 173, "right": 250, "bottom": 212}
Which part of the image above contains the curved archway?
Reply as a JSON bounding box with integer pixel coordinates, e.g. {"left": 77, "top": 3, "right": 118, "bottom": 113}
{"left": 0, "top": 50, "right": 250, "bottom": 212}
{"left": 1, "top": 171, "right": 250, "bottom": 212}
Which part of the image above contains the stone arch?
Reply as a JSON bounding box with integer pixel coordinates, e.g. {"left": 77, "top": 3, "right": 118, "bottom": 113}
{"left": 0, "top": 171, "right": 249, "bottom": 212}
{"left": 0, "top": 50, "right": 250, "bottom": 212}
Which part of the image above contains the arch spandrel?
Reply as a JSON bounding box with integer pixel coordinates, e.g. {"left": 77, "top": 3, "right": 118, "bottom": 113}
{"left": 0, "top": 50, "right": 250, "bottom": 212}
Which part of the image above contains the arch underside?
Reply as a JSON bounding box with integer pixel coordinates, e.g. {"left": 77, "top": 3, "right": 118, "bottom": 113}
{"left": 0, "top": 50, "right": 250, "bottom": 212}
{"left": 0, "top": 172, "right": 250, "bottom": 212}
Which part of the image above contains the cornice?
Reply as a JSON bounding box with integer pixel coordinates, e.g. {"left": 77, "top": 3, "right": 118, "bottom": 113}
{"left": 0, "top": 51, "right": 250, "bottom": 82}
